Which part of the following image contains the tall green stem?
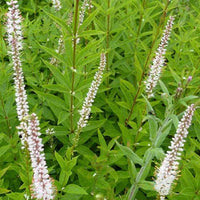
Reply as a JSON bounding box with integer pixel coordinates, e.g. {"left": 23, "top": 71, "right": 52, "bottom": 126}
{"left": 128, "top": 149, "right": 153, "bottom": 200}
{"left": 70, "top": 0, "right": 79, "bottom": 134}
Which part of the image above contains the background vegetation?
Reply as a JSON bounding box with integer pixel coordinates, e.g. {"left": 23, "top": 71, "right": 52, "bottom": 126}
{"left": 0, "top": 0, "right": 200, "bottom": 199}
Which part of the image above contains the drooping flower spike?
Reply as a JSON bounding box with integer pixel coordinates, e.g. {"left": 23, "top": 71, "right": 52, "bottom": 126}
{"left": 154, "top": 104, "right": 195, "bottom": 199}
{"left": 145, "top": 16, "right": 174, "bottom": 98}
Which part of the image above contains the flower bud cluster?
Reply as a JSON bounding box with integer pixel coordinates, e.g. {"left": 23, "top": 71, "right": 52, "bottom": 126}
{"left": 27, "top": 114, "right": 55, "bottom": 200}
{"left": 155, "top": 104, "right": 195, "bottom": 199}
{"left": 145, "top": 16, "right": 174, "bottom": 98}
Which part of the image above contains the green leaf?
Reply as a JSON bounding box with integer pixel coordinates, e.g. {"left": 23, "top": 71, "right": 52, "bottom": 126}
{"left": 0, "top": 145, "right": 10, "bottom": 158}
{"left": 120, "top": 79, "right": 134, "bottom": 105}
{"left": 148, "top": 115, "right": 158, "bottom": 141}
{"left": 138, "top": 181, "right": 154, "bottom": 191}
{"left": 118, "top": 123, "right": 133, "bottom": 146}
{"left": 83, "top": 119, "right": 106, "bottom": 132}
{"left": 98, "top": 130, "right": 108, "bottom": 150}
{"left": 79, "top": 8, "right": 100, "bottom": 33}
{"left": 154, "top": 119, "right": 172, "bottom": 147}
{"left": 107, "top": 100, "right": 126, "bottom": 122}
{"left": 58, "top": 111, "right": 70, "bottom": 125}
{"left": 42, "top": 9, "right": 71, "bottom": 34}
{"left": 42, "top": 84, "right": 69, "bottom": 93}
{"left": 79, "top": 30, "right": 105, "bottom": 37}
{"left": 35, "top": 91, "right": 67, "bottom": 110}
{"left": 0, "top": 166, "right": 10, "bottom": 179}
{"left": 0, "top": 188, "right": 10, "bottom": 195}
{"left": 151, "top": 148, "right": 164, "bottom": 160}
{"left": 6, "top": 193, "right": 24, "bottom": 200}
{"left": 116, "top": 142, "right": 143, "bottom": 165}
{"left": 55, "top": 151, "right": 66, "bottom": 170}
{"left": 159, "top": 80, "right": 170, "bottom": 95}
{"left": 64, "top": 184, "right": 88, "bottom": 195}
{"left": 38, "top": 45, "right": 65, "bottom": 64}
{"left": 42, "top": 60, "right": 69, "bottom": 88}
{"left": 77, "top": 145, "right": 96, "bottom": 162}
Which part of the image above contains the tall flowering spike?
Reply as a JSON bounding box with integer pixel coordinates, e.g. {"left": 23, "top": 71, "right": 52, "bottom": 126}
{"left": 145, "top": 16, "right": 174, "bottom": 98}
{"left": 27, "top": 113, "right": 55, "bottom": 200}
{"left": 154, "top": 104, "right": 195, "bottom": 199}
{"left": 52, "top": 0, "right": 61, "bottom": 11}
{"left": 6, "top": 0, "right": 29, "bottom": 147}
{"left": 73, "top": 53, "right": 106, "bottom": 147}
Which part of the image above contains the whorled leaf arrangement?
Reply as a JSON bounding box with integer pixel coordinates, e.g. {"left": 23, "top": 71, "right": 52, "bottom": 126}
{"left": 154, "top": 104, "right": 195, "bottom": 200}
{"left": 145, "top": 16, "right": 174, "bottom": 98}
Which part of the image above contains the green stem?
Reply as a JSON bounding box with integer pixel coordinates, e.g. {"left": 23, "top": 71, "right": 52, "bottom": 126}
{"left": 71, "top": 128, "right": 81, "bottom": 155}
{"left": 70, "top": 0, "right": 79, "bottom": 134}
{"left": 128, "top": 149, "right": 153, "bottom": 200}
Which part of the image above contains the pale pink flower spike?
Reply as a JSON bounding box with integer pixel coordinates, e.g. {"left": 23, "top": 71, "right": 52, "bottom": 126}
{"left": 6, "top": 0, "right": 29, "bottom": 147}
{"left": 28, "top": 113, "right": 55, "bottom": 200}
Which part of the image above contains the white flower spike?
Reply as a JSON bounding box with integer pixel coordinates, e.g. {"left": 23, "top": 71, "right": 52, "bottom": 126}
{"left": 73, "top": 53, "right": 106, "bottom": 148}
{"left": 145, "top": 16, "right": 174, "bottom": 98}
{"left": 155, "top": 104, "right": 195, "bottom": 199}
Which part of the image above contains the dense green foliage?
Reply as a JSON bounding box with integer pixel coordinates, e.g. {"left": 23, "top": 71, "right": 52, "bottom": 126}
{"left": 0, "top": 0, "right": 200, "bottom": 199}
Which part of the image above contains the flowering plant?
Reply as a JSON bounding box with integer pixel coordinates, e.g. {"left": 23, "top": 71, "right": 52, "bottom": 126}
{"left": 0, "top": 0, "right": 199, "bottom": 200}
